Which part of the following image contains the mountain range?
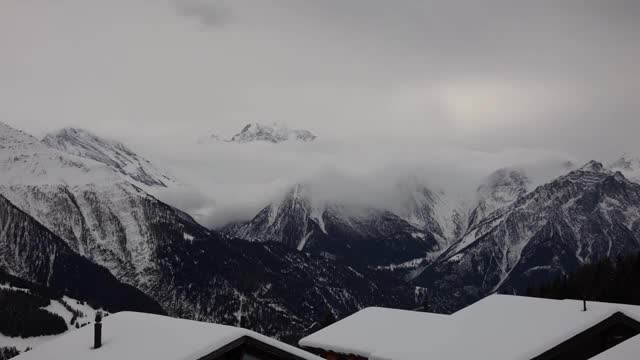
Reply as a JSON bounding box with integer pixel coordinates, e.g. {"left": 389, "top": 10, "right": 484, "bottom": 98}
{"left": 0, "top": 122, "right": 417, "bottom": 352}
{"left": 225, "top": 154, "right": 640, "bottom": 312}
{"left": 2, "top": 120, "right": 640, "bottom": 355}
{"left": 224, "top": 167, "right": 535, "bottom": 268}
{"left": 414, "top": 161, "right": 640, "bottom": 311}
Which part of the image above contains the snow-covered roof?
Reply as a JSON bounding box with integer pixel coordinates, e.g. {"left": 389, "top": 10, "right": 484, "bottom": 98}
{"left": 14, "top": 312, "right": 322, "bottom": 360}
{"left": 591, "top": 333, "right": 640, "bottom": 360}
{"left": 298, "top": 307, "right": 448, "bottom": 358}
{"left": 299, "top": 295, "right": 640, "bottom": 360}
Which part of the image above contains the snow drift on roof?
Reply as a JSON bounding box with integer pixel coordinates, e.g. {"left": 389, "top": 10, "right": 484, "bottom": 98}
{"left": 300, "top": 295, "right": 640, "bottom": 360}
{"left": 13, "top": 312, "right": 322, "bottom": 360}
{"left": 299, "top": 307, "right": 448, "bottom": 358}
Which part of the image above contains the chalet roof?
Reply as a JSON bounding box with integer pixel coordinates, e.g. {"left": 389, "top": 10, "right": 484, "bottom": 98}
{"left": 298, "top": 307, "right": 448, "bottom": 358}
{"left": 13, "top": 312, "right": 322, "bottom": 360}
{"left": 591, "top": 333, "right": 640, "bottom": 360}
{"left": 299, "top": 295, "right": 640, "bottom": 360}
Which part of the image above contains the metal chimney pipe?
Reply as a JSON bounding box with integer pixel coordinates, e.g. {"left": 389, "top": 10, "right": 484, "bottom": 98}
{"left": 94, "top": 312, "right": 103, "bottom": 349}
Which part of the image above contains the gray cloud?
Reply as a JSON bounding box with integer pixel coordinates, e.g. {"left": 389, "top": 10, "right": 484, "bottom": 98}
{"left": 144, "top": 137, "right": 578, "bottom": 228}
{"left": 2, "top": 0, "right": 637, "bottom": 157}
{"left": 174, "top": 0, "right": 231, "bottom": 27}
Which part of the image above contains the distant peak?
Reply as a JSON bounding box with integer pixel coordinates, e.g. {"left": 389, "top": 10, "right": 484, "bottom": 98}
{"left": 229, "top": 123, "right": 316, "bottom": 143}
{"left": 578, "top": 160, "right": 605, "bottom": 172}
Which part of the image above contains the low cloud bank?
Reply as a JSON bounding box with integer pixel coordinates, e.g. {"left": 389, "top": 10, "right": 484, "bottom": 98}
{"left": 142, "top": 137, "right": 580, "bottom": 229}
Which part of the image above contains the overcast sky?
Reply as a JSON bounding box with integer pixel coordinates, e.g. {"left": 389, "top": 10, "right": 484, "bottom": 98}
{"left": 1, "top": 1, "right": 639, "bottom": 225}
{"left": 1, "top": 0, "right": 639, "bottom": 156}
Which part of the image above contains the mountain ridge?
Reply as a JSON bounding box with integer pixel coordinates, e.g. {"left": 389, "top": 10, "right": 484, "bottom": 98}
{"left": 42, "top": 127, "right": 177, "bottom": 188}
{"left": 414, "top": 160, "right": 640, "bottom": 312}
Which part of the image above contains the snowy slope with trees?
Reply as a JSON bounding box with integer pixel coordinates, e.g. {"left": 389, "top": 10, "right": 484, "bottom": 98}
{"left": 0, "top": 273, "right": 108, "bottom": 355}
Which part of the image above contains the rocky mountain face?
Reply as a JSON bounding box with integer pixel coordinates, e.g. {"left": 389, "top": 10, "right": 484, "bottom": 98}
{"left": 414, "top": 161, "right": 640, "bottom": 312}
{"left": 1, "top": 181, "right": 212, "bottom": 286}
{"left": 0, "top": 193, "right": 164, "bottom": 314}
{"left": 227, "top": 184, "right": 441, "bottom": 266}
{"left": 151, "top": 235, "right": 418, "bottom": 342}
{"left": 0, "top": 122, "right": 419, "bottom": 343}
{"left": 229, "top": 123, "right": 317, "bottom": 143}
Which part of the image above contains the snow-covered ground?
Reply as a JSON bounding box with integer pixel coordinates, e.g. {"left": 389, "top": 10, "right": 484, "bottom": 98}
{"left": 0, "top": 283, "right": 107, "bottom": 353}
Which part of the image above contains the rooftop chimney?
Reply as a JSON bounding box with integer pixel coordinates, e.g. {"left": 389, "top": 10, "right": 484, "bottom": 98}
{"left": 94, "top": 311, "right": 103, "bottom": 349}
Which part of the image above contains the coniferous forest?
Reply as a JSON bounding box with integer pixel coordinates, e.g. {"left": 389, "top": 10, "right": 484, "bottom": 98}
{"left": 525, "top": 252, "right": 640, "bottom": 305}
{"left": 0, "top": 289, "right": 67, "bottom": 338}
{"left": 0, "top": 347, "right": 20, "bottom": 360}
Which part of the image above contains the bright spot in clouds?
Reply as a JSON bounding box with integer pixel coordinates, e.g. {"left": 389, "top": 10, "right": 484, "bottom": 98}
{"left": 438, "top": 81, "right": 540, "bottom": 130}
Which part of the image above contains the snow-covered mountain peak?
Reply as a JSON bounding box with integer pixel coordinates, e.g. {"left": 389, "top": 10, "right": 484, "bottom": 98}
{"left": 229, "top": 123, "right": 317, "bottom": 143}
{"left": 578, "top": 160, "right": 606, "bottom": 173}
{"left": 43, "top": 127, "right": 177, "bottom": 188}
{"left": 0, "top": 123, "right": 122, "bottom": 186}
{"left": 555, "top": 160, "right": 620, "bottom": 186}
